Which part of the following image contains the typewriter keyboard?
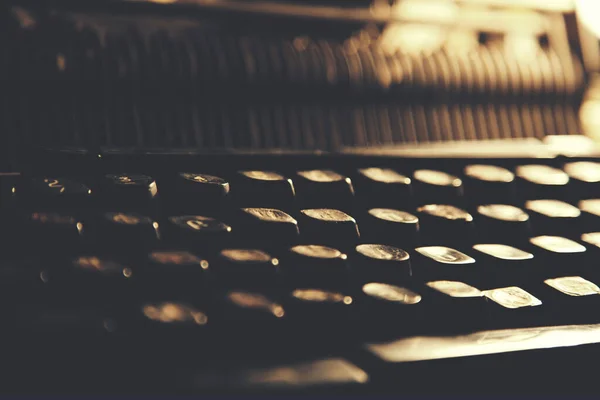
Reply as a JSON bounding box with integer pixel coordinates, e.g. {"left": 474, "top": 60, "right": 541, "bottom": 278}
{"left": 5, "top": 144, "right": 600, "bottom": 394}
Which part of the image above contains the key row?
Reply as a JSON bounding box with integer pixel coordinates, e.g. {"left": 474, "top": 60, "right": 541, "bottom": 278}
{"left": 10, "top": 161, "right": 600, "bottom": 212}
{"left": 10, "top": 237, "right": 600, "bottom": 299}
{"left": 17, "top": 199, "right": 600, "bottom": 252}
{"left": 12, "top": 274, "right": 600, "bottom": 343}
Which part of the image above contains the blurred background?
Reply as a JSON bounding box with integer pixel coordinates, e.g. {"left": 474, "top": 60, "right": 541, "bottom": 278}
{"left": 2, "top": 0, "right": 600, "bottom": 160}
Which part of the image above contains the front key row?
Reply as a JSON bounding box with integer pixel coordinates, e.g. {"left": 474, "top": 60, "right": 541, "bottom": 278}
{"left": 29, "top": 275, "right": 600, "bottom": 341}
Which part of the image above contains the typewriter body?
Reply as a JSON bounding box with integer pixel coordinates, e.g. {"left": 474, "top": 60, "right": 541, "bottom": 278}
{"left": 3, "top": 0, "right": 600, "bottom": 395}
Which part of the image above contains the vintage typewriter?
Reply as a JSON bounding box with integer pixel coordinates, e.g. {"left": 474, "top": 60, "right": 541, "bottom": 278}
{"left": 3, "top": 0, "right": 600, "bottom": 394}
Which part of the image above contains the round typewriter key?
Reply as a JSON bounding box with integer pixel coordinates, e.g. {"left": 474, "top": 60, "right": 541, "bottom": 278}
{"left": 529, "top": 235, "right": 586, "bottom": 253}
{"left": 96, "top": 212, "right": 160, "bottom": 250}
{"left": 143, "top": 251, "right": 209, "bottom": 299}
{"left": 238, "top": 208, "right": 299, "bottom": 244}
{"left": 103, "top": 173, "right": 158, "bottom": 210}
{"left": 477, "top": 204, "right": 529, "bottom": 221}
{"left": 545, "top": 276, "right": 600, "bottom": 297}
{"left": 483, "top": 286, "right": 544, "bottom": 329}
{"left": 65, "top": 256, "right": 133, "bottom": 303}
{"left": 413, "top": 169, "right": 463, "bottom": 206}
{"left": 581, "top": 232, "right": 600, "bottom": 250}
{"left": 578, "top": 199, "right": 600, "bottom": 232}
{"left": 472, "top": 244, "right": 535, "bottom": 288}
{"left": 423, "top": 280, "right": 486, "bottom": 333}
{"left": 24, "top": 212, "right": 84, "bottom": 251}
{"left": 295, "top": 170, "right": 354, "bottom": 210}
{"left": 165, "top": 215, "right": 232, "bottom": 249}
{"left": 361, "top": 282, "right": 423, "bottom": 336}
{"left": 233, "top": 171, "right": 295, "bottom": 209}
{"left": 179, "top": 173, "right": 229, "bottom": 190}
{"left": 141, "top": 301, "right": 208, "bottom": 326}
{"left": 463, "top": 164, "right": 516, "bottom": 205}
{"left": 299, "top": 208, "right": 360, "bottom": 248}
{"left": 476, "top": 204, "right": 531, "bottom": 245}
{"left": 363, "top": 208, "right": 419, "bottom": 246}
{"left": 170, "top": 173, "right": 230, "bottom": 214}
{"left": 487, "top": 289, "right": 541, "bottom": 310}
{"left": 290, "top": 244, "right": 344, "bottom": 259}
{"left": 73, "top": 256, "right": 131, "bottom": 275}
{"left": 226, "top": 291, "right": 285, "bottom": 318}
{"left": 516, "top": 165, "right": 569, "bottom": 185}
{"left": 537, "top": 276, "right": 600, "bottom": 324}
{"left": 413, "top": 246, "right": 477, "bottom": 284}
{"left": 284, "top": 244, "right": 348, "bottom": 290}
{"left": 355, "top": 167, "right": 412, "bottom": 208}
{"left": 528, "top": 235, "right": 587, "bottom": 279}
{"left": 362, "top": 282, "right": 421, "bottom": 304}
{"left": 564, "top": 161, "right": 600, "bottom": 198}
{"left": 216, "top": 249, "right": 280, "bottom": 291}
{"left": 220, "top": 291, "right": 286, "bottom": 338}
{"left": 416, "top": 204, "right": 474, "bottom": 246}
{"left": 26, "top": 177, "right": 92, "bottom": 209}
{"left": 426, "top": 280, "right": 482, "bottom": 298}
{"left": 525, "top": 199, "right": 581, "bottom": 236}
{"left": 515, "top": 164, "right": 570, "bottom": 201}
{"left": 353, "top": 244, "right": 412, "bottom": 284}
{"left": 464, "top": 165, "right": 515, "bottom": 183}
{"left": 285, "top": 288, "right": 354, "bottom": 331}
{"left": 133, "top": 301, "right": 209, "bottom": 342}
{"left": 564, "top": 161, "right": 600, "bottom": 183}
